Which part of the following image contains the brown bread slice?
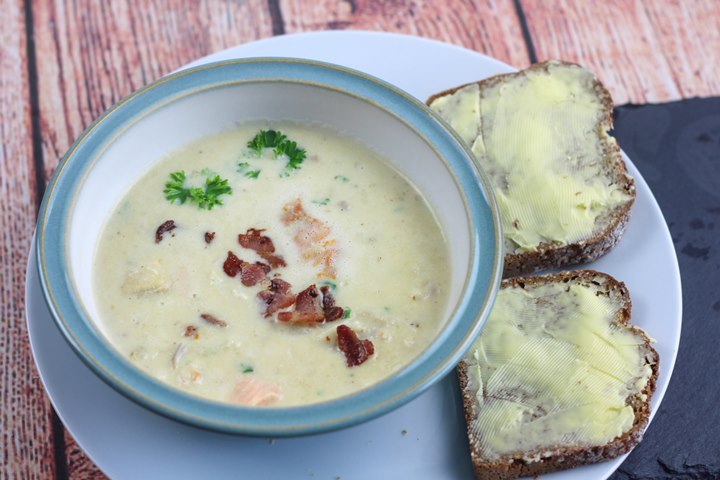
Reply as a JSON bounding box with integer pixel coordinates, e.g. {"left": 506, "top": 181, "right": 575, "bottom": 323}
{"left": 458, "top": 270, "right": 658, "bottom": 479}
{"left": 427, "top": 61, "right": 636, "bottom": 278}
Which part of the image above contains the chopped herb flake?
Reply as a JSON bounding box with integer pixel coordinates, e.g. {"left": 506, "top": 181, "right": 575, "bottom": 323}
{"left": 241, "top": 364, "right": 254, "bottom": 374}
{"left": 320, "top": 280, "right": 337, "bottom": 291}
{"left": 343, "top": 308, "right": 351, "bottom": 319}
{"left": 163, "top": 170, "right": 232, "bottom": 210}
{"left": 312, "top": 197, "right": 331, "bottom": 206}
{"left": 334, "top": 175, "right": 350, "bottom": 183}
{"left": 237, "top": 161, "right": 261, "bottom": 179}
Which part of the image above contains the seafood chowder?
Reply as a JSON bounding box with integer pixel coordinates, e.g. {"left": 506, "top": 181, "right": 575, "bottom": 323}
{"left": 93, "top": 122, "right": 451, "bottom": 406}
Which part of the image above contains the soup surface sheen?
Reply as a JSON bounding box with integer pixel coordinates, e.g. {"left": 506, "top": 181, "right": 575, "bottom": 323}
{"left": 93, "top": 122, "right": 451, "bottom": 406}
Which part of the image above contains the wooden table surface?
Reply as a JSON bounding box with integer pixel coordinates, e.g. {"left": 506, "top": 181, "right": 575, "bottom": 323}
{"left": 2, "top": 1, "right": 718, "bottom": 478}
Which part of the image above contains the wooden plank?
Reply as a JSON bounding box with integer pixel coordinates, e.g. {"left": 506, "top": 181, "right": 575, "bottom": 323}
{"left": 279, "top": 0, "right": 531, "bottom": 69}
{"left": 33, "top": 0, "right": 276, "bottom": 184}
{"left": 0, "top": 0, "right": 58, "bottom": 479}
{"left": 65, "top": 431, "right": 105, "bottom": 479}
{"left": 519, "top": 0, "right": 720, "bottom": 104}
{"left": 642, "top": 0, "right": 720, "bottom": 100}
{"left": 518, "top": 0, "right": 677, "bottom": 104}
{"left": 30, "top": 1, "right": 275, "bottom": 476}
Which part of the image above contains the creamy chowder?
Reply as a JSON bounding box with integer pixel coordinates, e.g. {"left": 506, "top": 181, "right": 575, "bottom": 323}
{"left": 93, "top": 122, "right": 451, "bottom": 407}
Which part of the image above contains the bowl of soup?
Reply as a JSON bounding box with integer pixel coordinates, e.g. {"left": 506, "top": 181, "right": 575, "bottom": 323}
{"left": 36, "top": 58, "right": 502, "bottom": 435}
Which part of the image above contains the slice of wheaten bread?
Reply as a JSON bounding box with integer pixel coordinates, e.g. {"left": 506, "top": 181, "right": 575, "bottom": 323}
{"left": 427, "top": 61, "right": 635, "bottom": 278}
{"left": 458, "top": 270, "right": 658, "bottom": 479}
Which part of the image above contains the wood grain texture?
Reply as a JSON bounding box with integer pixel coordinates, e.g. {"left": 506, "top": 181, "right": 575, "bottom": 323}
{"left": 0, "top": 0, "right": 57, "bottom": 478}
{"left": 30, "top": 0, "right": 275, "bottom": 476}
{"left": 519, "top": 0, "right": 720, "bottom": 104}
{"left": 64, "top": 430, "right": 105, "bottom": 479}
{"left": 33, "top": 0, "right": 275, "bottom": 184}
{"left": 279, "top": 0, "right": 531, "bottom": 69}
{"left": 642, "top": 0, "right": 720, "bottom": 100}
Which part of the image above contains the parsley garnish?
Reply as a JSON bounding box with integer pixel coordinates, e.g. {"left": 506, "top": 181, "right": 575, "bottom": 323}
{"left": 275, "top": 139, "right": 306, "bottom": 171}
{"left": 163, "top": 170, "right": 232, "bottom": 210}
{"left": 237, "top": 162, "right": 261, "bottom": 179}
{"left": 312, "top": 197, "right": 331, "bottom": 206}
{"left": 248, "top": 130, "right": 287, "bottom": 156}
{"left": 164, "top": 171, "right": 192, "bottom": 204}
{"left": 247, "top": 129, "right": 307, "bottom": 174}
{"left": 343, "top": 308, "right": 351, "bottom": 319}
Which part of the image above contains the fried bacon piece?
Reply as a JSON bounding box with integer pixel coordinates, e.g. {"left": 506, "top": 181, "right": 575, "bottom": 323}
{"left": 238, "top": 261, "right": 271, "bottom": 287}
{"left": 277, "top": 284, "right": 325, "bottom": 324}
{"left": 320, "top": 286, "right": 344, "bottom": 322}
{"left": 183, "top": 325, "right": 198, "bottom": 337}
{"left": 204, "top": 231, "right": 216, "bottom": 244}
{"left": 238, "top": 228, "right": 286, "bottom": 268}
{"left": 232, "top": 378, "right": 282, "bottom": 406}
{"left": 155, "top": 220, "right": 176, "bottom": 243}
{"left": 257, "top": 278, "right": 296, "bottom": 317}
{"left": 276, "top": 284, "right": 344, "bottom": 324}
{"left": 223, "top": 251, "right": 270, "bottom": 286}
{"left": 281, "top": 199, "right": 338, "bottom": 278}
{"left": 223, "top": 251, "right": 243, "bottom": 277}
{"left": 200, "top": 313, "right": 227, "bottom": 328}
{"left": 337, "top": 324, "right": 374, "bottom": 367}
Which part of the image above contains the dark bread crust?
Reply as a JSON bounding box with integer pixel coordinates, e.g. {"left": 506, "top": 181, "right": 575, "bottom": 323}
{"left": 457, "top": 270, "right": 659, "bottom": 480}
{"left": 427, "top": 61, "right": 636, "bottom": 279}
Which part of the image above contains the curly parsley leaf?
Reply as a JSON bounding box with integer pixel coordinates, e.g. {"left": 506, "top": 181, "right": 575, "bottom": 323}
{"left": 247, "top": 130, "right": 287, "bottom": 156}
{"left": 247, "top": 129, "right": 307, "bottom": 175}
{"left": 163, "top": 171, "right": 192, "bottom": 204}
{"left": 198, "top": 175, "right": 232, "bottom": 209}
{"left": 275, "top": 139, "right": 306, "bottom": 170}
{"left": 163, "top": 170, "right": 232, "bottom": 210}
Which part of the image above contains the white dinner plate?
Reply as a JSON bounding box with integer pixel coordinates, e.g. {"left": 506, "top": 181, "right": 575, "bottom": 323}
{"left": 27, "top": 31, "right": 681, "bottom": 479}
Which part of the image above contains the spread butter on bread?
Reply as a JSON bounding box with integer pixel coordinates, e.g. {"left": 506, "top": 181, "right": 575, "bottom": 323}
{"left": 458, "top": 270, "right": 658, "bottom": 479}
{"left": 427, "top": 61, "right": 636, "bottom": 277}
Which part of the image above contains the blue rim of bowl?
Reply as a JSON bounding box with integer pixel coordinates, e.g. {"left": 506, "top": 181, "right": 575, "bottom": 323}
{"left": 36, "top": 58, "right": 503, "bottom": 436}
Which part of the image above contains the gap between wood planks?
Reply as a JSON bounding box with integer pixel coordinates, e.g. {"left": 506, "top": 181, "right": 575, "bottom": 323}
{"left": 513, "top": 0, "right": 537, "bottom": 63}
{"left": 22, "top": 0, "right": 70, "bottom": 478}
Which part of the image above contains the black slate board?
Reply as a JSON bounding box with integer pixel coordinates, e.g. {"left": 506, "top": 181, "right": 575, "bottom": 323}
{"left": 610, "top": 98, "right": 720, "bottom": 479}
